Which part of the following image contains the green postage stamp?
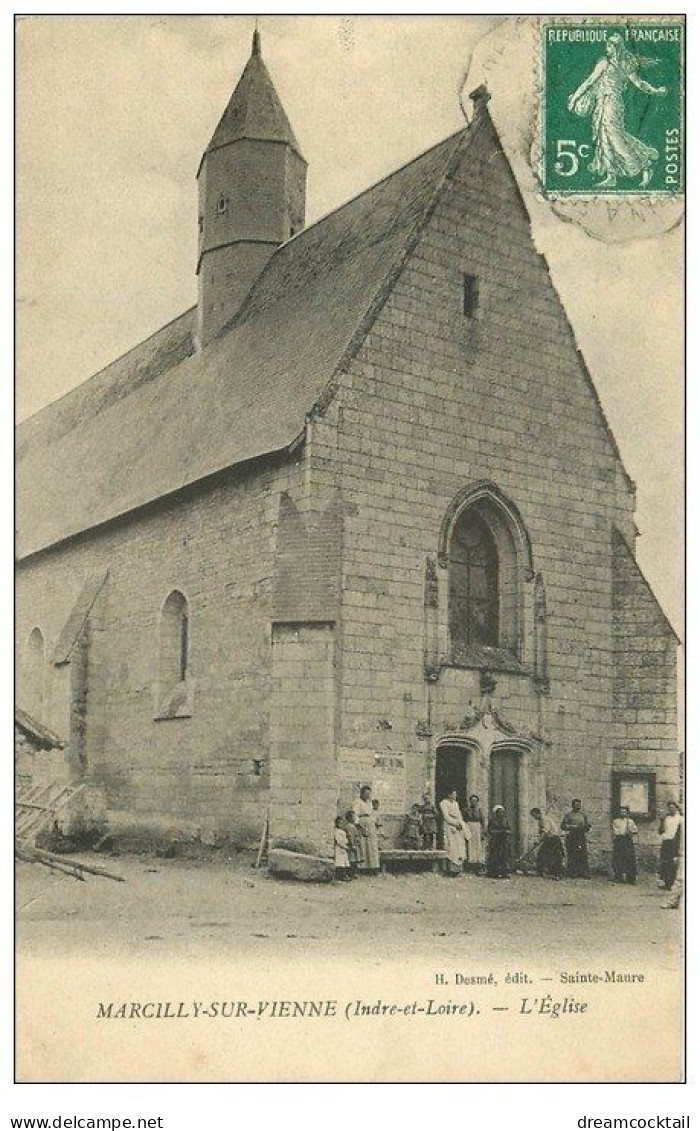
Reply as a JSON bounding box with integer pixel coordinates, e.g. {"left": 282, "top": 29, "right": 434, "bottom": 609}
{"left": 541, "top": 20, "right": 684, "bottom": 196}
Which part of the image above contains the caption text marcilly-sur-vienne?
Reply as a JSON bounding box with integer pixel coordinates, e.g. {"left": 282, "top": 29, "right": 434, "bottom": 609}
{"left": 96, "top": 968, "right": 647, "bottom": 1023}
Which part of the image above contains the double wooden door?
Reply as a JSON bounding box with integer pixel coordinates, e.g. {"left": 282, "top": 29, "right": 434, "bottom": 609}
{"left": 489, "top": 749, "right": 520, "bottom": 850}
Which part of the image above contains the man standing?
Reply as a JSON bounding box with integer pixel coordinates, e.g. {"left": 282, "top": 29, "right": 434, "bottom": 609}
{"left": 561, "top": 798, "right": 591, "bottom": 878}
{"left": 658, "top": 800, "right": 683, "bottom": 891}
{"left": 530, "top": 807, "right": 564, "bottom": 879}
{"left": 611, "top": 805, "right": 638, "bottom": 884}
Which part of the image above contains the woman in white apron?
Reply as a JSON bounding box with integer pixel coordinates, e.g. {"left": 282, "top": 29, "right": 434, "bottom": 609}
{"left": 439, "top": 791, "right": 469, "bottom": 876}
{"left": 356, "top": 786, "right": 380, "bottom": 873}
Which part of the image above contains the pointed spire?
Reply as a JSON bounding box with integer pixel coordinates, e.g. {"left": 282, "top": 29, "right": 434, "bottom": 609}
{"left": 203, "top": 28, "right": 304, "bottom": 161}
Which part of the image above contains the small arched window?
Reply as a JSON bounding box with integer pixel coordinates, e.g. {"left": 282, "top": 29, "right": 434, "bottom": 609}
{"left": 23, "top": 627, "right": 46, "bottom": 720}
{"left": 449, "top": 511, "right": 499, "bottom": 650}
{"left": 159, "top": 591, "right": 189, "bottom": 687}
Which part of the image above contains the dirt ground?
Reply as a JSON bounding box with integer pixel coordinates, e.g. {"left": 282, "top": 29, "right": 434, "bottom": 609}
{"left": 16, "top": 850, "right": 682, "bottom": 968}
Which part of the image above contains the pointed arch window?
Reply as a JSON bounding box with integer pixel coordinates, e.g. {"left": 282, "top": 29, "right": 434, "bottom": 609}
{"left": 440, "top": 482, "right": 533, "bottom": 671}
{"left": 449, "top": 512, "right": 499, "bottom": 649}
{"left": 160, "top": 591, "right": 189, "bottom": 684}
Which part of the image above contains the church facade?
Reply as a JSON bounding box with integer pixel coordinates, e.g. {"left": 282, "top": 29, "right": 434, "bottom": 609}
{"left": 17, "top": 33, "right": 679, "bottom": 866}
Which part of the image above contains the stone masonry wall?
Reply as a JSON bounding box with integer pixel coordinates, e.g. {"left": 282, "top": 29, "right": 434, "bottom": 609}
{"left": 612, "top": 530, "right": 679, "bottom": 861}
{"left": 269, "top": 623, "right": 337, "bottom": 856}
{"left": 16, "top": 453, "right": 304, "bottom": 847}
{"left": 307, "top": 108, "right": 652, "bottom": 860}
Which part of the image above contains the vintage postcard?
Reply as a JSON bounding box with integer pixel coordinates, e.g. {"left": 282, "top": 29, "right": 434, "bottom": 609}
{"left": 15, "top": 14, "right": 684, "bottom": 1083}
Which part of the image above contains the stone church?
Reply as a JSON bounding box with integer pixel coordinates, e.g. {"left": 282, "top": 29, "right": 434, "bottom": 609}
{"left": 17, "top": 32, "right": 679, "bottom": 864}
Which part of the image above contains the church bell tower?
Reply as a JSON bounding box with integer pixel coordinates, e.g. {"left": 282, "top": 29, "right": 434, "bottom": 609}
{"left": 196, "top": 29, "right": 307, "bottom": 347}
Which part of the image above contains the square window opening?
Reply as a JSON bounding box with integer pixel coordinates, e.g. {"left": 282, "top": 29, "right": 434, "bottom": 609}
{"left": 463, "top": 274, "right": 479, "bottom": 318}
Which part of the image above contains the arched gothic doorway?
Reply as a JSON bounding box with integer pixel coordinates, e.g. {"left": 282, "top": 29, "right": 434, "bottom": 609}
{"left": 435, "top": 739, "right": 478, "bottom": 813}
{"left": 489, "top": 746, "right": 521, "bottom": 850}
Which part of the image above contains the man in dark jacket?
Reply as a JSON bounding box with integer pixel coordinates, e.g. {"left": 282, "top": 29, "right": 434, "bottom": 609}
{"left": 561, "top": 799, "right": 591, "bottom": 878}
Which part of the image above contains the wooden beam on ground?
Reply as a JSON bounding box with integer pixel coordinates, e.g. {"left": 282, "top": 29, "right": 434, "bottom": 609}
{"left": 17, "top": 845, "right": 125, "bottom": 883}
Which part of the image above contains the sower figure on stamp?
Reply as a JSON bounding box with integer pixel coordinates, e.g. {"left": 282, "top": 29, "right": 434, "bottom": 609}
{"left": 567, "top": 34, "right": 667, "bottom": 189}
{"left": 530, "top": 807, "right": 564, "bottom": 880}
{"left": 561, "top": 798, "right": 591, "bottom": 878}
{"left": 611, "top": 806, "right": 638, "bottom": 884}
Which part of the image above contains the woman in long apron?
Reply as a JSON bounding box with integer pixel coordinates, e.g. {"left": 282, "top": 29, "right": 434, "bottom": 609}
{"left": 486, "top": 805, "right": 512, "bottom": 879}
{"left": 356, "top": 786, "right": 380, "bottom": 874}
{"left": 465, "top": 794, "right": 485, "bottom": 873}
{"left": 439, "top": 791, "right": 468, "bottom": 876}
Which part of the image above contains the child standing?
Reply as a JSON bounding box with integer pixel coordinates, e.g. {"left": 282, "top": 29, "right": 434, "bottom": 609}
{"left": 419, "top": 792, "right": 438, "bottom": 850}
{"left": 372, "top": 798, "right": 386, "bottom": 848}
{"left": 344, "top": 810, "right": 360, "bottom": 878}
{"left": 401, "top": 804, "right": 423, "bottom": 850}
{"left": 334, "top": 816, "right": 351, "bottom": 880}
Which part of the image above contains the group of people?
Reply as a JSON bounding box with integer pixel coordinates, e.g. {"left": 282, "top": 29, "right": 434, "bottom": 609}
{"left": 530, "top": 799, "right": 592, "bottom": 881}
{"left": 438, "top": 791, "right": 493, "bottom": 876}
{"left": 437, "top": 794, "right": 596, "bottom": 881}
{"left": 333, "top": 786, "right": 383, "bottom": 879}
{"left": 399, "top": 795, "right": 438, "bottom": 851}
{"left": 332, "top": 785, "right": 684, "bottom": 895}
{"left": 523, "top": 798, "right": 683, "bottom": 898}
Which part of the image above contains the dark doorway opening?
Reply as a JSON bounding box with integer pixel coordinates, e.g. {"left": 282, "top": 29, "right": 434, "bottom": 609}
{"left": 435, "top": 745, "right": 469, "bottom": 813}
{"left": 489, "top": 749, "right": 520, "bottom": 851}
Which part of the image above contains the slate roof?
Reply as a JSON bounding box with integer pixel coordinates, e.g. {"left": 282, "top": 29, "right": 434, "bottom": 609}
{"left": 202, "top": 30, "right": 304, "bottom": 166}
{"left": 17, "top": 122, "right": 471, "bottom": 559}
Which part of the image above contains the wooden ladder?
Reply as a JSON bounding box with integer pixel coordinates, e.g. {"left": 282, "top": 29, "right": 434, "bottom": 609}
{"left": 15, "top": 780, "right": 86, "bottom": 844}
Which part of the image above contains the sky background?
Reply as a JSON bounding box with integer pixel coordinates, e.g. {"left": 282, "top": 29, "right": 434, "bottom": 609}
{"left": 16, "top": 14, "right": 683, "bottom": 635}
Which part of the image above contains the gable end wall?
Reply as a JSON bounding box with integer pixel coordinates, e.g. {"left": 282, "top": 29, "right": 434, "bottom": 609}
{"left": 308, "top": 117, "right": 643, "bottom": 854}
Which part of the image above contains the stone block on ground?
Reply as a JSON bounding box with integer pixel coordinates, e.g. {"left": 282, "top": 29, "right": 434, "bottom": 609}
{"left": 268, "top": 847, "right": 334, "bottom": 883}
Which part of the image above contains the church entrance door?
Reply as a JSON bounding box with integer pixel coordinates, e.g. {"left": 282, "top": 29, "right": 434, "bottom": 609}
{"left": 435, "top": 745, "right": 469, "bottom": 812}
{"left": 489, "top": 749, "right": 520, "bottom": 851}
